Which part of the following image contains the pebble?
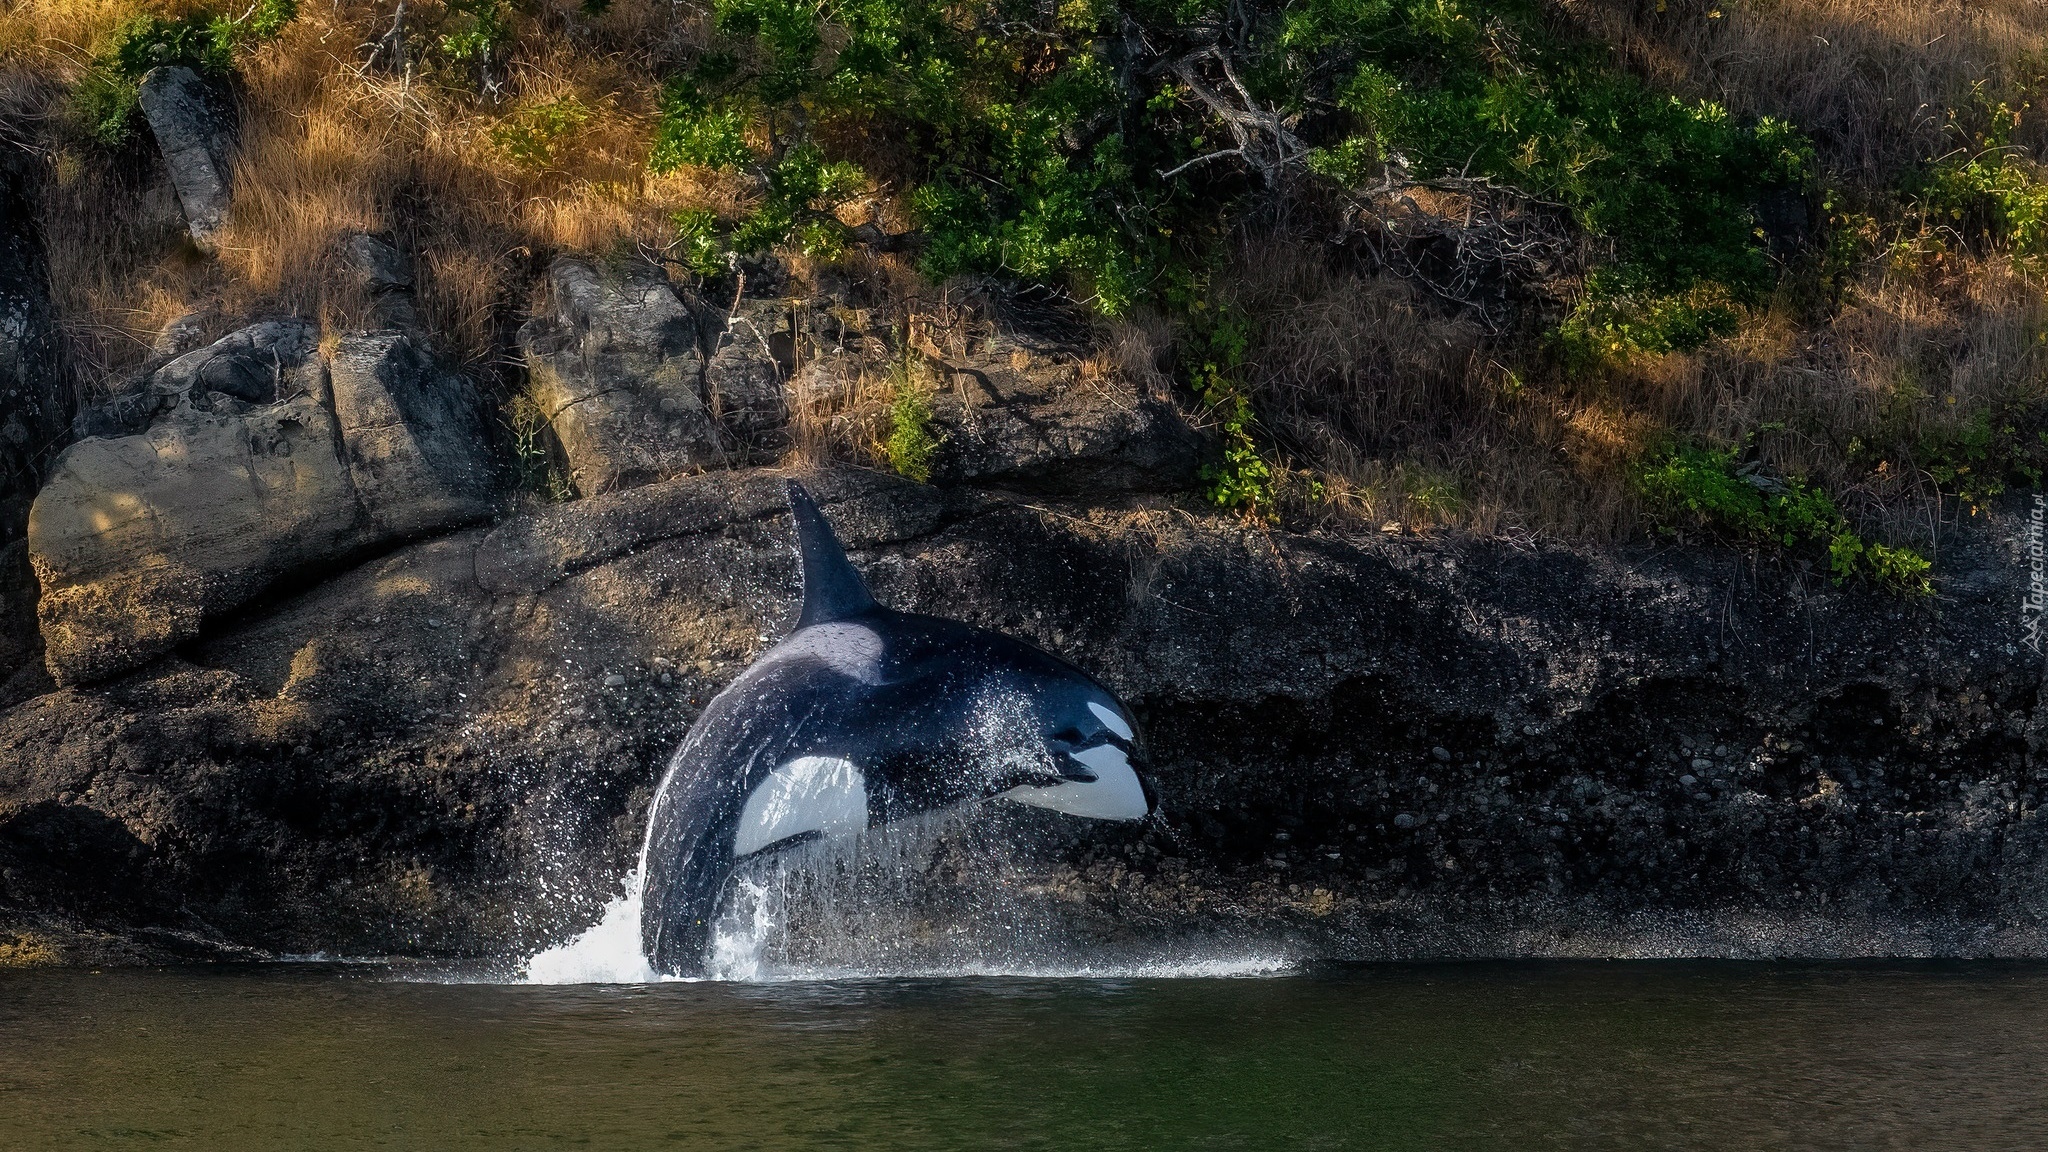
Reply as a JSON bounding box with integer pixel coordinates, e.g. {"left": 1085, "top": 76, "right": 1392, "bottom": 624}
{"left": 1680, "top": 774, "right": 1698, "bottom": 787}
{"left": 603, "top": 674, "right": 626, "bottom": 688}
{"left": 1431, "top": 746, "right": 1453, "bottom": 762}
{"left": 1393, "top": 812, "right": 1419, "bottom": 829}
{"left": 1692, "top": 758, "right": 1713, "bottom": 770}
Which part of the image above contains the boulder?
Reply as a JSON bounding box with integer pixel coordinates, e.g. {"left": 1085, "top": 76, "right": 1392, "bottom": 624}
{"left": 135, "top": 67, "right": 235, "bottom": 247}
{"left": 915, "top": 334, "right": 1202, "bottom": 494}
{"left": 519, "top": 258, "right": 723, "bottom": 495}
{"left": 72, "top": 319, "right": 317, "bottom": 441}
{"left": 153, "top": 318, "right": 315, "bottom": 402}
{"left": 29, "top": 323, "right": 495, "bottom": 685}
{"left": 329, "top": 332, "right": 494, "bottom": 536}
{"left": 702, "top": 297, "right": 791, "bottom": 438}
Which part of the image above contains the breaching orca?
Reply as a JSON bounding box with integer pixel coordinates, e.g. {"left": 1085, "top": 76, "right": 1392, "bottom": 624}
{"left": 638, "top": 480, "right": 1154, "bottom": 975}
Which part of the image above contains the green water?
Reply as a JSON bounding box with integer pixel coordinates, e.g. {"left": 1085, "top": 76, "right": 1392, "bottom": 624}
{"left": 2, "top": 962, "right": 2042, "bottom": 1150}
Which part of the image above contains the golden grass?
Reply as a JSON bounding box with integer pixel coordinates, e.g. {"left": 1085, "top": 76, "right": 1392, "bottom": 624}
{"left": 1562, "top": 0, "right": 2048, "bottom": 186}
{"left": 0, "top": 0, "right": 724, "bottom": 385}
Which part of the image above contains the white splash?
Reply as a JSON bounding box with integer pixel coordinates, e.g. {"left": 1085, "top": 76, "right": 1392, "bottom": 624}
{"left": 522, "top": 870, "right": 664, "bottom": 984}
{"left": 704, "top": 873, "right": 783, "bottom": 981}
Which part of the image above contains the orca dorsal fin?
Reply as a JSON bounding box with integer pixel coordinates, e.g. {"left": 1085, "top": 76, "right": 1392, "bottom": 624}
{"left": 787, "top": 481, "right": 878, "bottom": 628}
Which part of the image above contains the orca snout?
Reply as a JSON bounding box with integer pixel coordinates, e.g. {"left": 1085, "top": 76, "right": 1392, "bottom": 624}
{"left": 1001, "top": 724, "right": 1151, "bottom": 822}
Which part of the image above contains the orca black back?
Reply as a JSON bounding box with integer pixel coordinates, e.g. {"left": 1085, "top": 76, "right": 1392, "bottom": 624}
{"left": 637, "top": 479, "right": 1153, "bottom": 975}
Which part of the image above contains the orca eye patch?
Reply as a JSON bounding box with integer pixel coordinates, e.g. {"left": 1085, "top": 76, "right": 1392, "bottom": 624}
{"left": 1045, "top": 727, "right": 1132, "bottom": 756}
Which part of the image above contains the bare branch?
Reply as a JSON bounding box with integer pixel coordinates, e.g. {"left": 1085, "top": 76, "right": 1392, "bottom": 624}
{"left": 1160, "top": 147, "right": 1245, "bottom": 179}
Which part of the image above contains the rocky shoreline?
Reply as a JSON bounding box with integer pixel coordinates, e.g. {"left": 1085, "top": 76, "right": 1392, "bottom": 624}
{"left": 2, "top": 452, "right": 2043, "bottom": 965}
{"left": 2, "top": 86, "right": 2045, "bottom": 967}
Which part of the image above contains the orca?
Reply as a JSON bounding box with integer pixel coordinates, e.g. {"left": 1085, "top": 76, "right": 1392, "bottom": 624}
{"left": 638, "top": 480, "right": 1154, "bottom": 975}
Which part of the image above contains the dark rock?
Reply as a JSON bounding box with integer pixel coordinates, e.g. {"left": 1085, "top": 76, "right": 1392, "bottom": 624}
{"left": 0, "top": 155, "right": 70, "bottom": 688}
{"left": 342, "top": 233, "right": 414, "bottom": 294}
{"left": 328, "top": 331, "right": 494, "bottom": 536}
{"left": 702, "top": 297, "right": 791, "bottom": 440}
{"left": 519, "top": 258, "right": 725, "bottom": 494}
{"left": 2, "top": 465, "right": 2044, "bottom": 962}
{"left": 340, "top": 233, "right": 423, "bottom": 333}
{"left": 135, "top": 67, "right": 235, "bottom": 247}
{"left": 915, "top": 335, "right": 1202, "bottom": 494}
{"left": 154, "top": 318, "right": 317, "bottom": 404}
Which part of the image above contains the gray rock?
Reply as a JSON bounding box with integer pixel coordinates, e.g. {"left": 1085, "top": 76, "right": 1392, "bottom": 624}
{"left": 136, "top": 67, "right": 234, "bottom": 246}
{"left": 702, "top": 297, "right": 790, "bottom": 439}
{"left": 328, "top": 331, "right": 493, "bottom": 537}
{"left": 519, "top": 258, "right": 723, "bottom": 495}
{"left": 154, "top": 318, "right": 317, "bottom": 403}
{"left": 73, "top": 319, "right": 320, "bottom": 440}
{"left": 342, "top": 233, "right": 414, "bottom": 293}
{"left": 29, "top": 326, "right": 495, "bottom": 685}
{"left": 914, "top": 334, "right": 1203, "bottom": 495}
{"left": 340, "top": 233, "right": 423, "bottom": 333}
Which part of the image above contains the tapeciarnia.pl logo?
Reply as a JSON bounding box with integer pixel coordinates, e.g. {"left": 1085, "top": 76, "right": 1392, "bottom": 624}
{"left": 2025, "top": 494, "right": 2046, "bottom": 654}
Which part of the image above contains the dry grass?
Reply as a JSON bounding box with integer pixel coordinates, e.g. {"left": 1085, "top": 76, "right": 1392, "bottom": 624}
{"left": 1562, "top": 0, "right": 2048, "bottom": 187}
{"left": 1203, "top": 2, "right": 2048, "bottom": 544}
{"left": 1190, "top": 215, "right": 2048, "bottom": 546}
{"left": 1, "top": 0, "right": 2042, "bottom": 554}
{"left": 0, "top": 0, "right": 728, "bottom": 390}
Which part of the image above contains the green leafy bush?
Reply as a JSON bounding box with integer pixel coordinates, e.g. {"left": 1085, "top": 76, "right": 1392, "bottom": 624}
{"left": 1634, "top": 444, "right": 1931, "bottom": 594}
{"left": 440, "top": 0, "right": 511, "bottom": 64}
{"left": 491, "top": 96, "right": 590, "bottom": 170}
{"left": 1916, "top": 150, "right": 2048, "bottom": 262}
{"left": 73, "top": 1, "right": 298, "bottom": 145}
{"left": 1298, "top": 0, "right": 1811, "bottom": 357}
{"left": 885, "top": 373, "right": 941, "bottom": 482}
{"left": 670, "top": 209, "right": 730, "bottom": 278}
{"left": 1182, "top": 300, "right": 1276, "bottom": 515}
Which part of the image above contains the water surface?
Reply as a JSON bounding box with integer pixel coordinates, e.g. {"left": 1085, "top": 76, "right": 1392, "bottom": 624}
{"left": 2, "top": 962, "right": 2042, "bottom": 1150}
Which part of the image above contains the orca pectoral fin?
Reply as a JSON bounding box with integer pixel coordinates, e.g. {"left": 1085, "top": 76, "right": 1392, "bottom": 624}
{"left": 733, "top": 828, "right": 827, "bottom": 862}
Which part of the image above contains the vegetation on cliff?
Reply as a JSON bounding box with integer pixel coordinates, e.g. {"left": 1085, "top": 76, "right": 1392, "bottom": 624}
{"left": 0, "top": 0, "right": 2043, "bottom": 584}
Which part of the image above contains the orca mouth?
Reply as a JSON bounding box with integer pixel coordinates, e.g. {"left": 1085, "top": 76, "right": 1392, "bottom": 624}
{"left": 999, "top": 742, "right": 1150, "bottom": 821}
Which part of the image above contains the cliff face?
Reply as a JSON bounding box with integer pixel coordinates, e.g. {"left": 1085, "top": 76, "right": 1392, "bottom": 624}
{"left": 0, "top": 447, "right": 2041, "bottom": 963}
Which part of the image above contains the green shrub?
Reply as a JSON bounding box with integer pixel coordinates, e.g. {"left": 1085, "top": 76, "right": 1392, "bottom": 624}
{"left": 73, "top": 70, "right": 141, "bottom": 147}
{"left": 1299, "top": 0, "right": 1811, "bottom": 356}
{"left": 73, "top": 1, "right": 297, "bottom": 145}
{"left": 1182, "top": 299, "right": 1276, "bottom": 515}
{"left": 885, "top": 374, "right": 941, "bottom": 482}
{"left": 1917, "top": 151, "right": 2048, "bottom": 260}
{"left": 638, "top": 0, "right": 1811, "bottom": 339}
{"left": 438, "top": 0, "right": 513, "bottom": 89}
{"left": 491, "top": 96, "right": 590, "bottom": 170}
{"left": 1907, "top": 99, "right": 2048, "bottom": 264}
{"left": 648, "top": 77, "right": 753, "bottom": 174}
{"left": 670, "top": 209, "right": 730, "bottom": 278}
{"left": 1634, "top": 443, "right": 1931, "bottom": 594}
